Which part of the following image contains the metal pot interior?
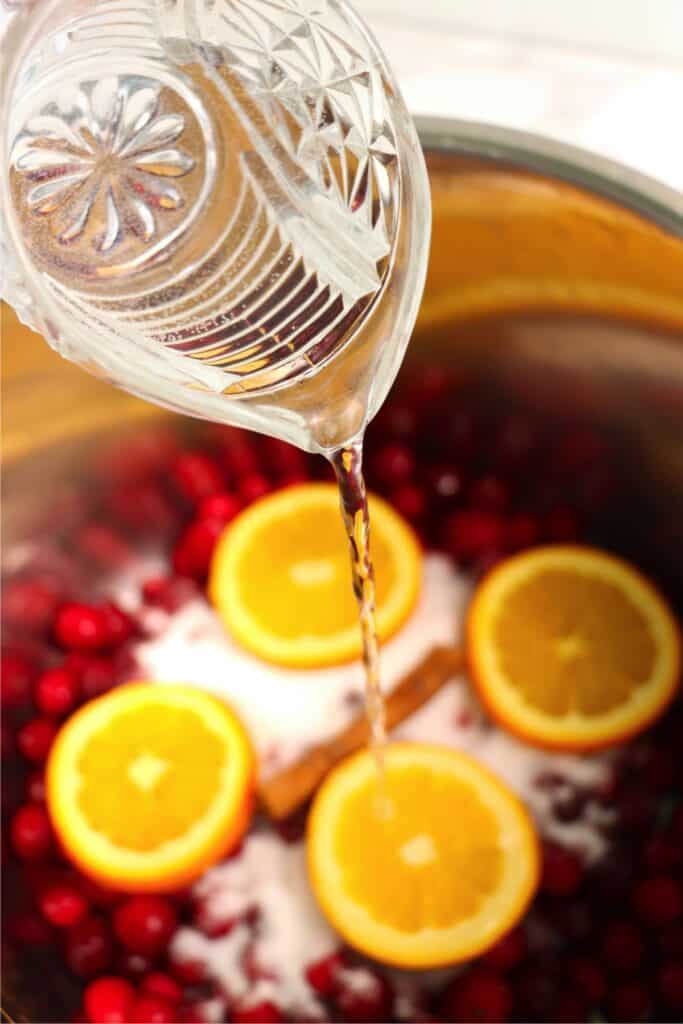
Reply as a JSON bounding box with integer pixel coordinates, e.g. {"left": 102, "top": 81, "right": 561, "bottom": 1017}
{"left": 2, "top": 128, "right": 683, "bottom": 1022}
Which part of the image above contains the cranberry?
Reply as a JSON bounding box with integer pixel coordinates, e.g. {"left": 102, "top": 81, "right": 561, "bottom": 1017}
{"left": 504, "top": 512, "right": 540, "bottom": 552}
{"left": 116, "top": 950, "right": 156, "bottom": 979}
{"left": 305, "top": 950, "right": 347, "bottom": 995}
{"left": 550, "top": 993, "right": 588, "bottom": 1023}
{"left": 34, "top": 666, "right": 80, "bottom": 716}
{"left": 1, "top": 651, "right": 37, "bottom": 708}
{"left": 76, "top": 878, "right": 122, "bottom": 910}
{"left": 260, "top": 438, "right": 308, "bottom": 479}
{"left": 232, "top": 1001, "right": 284, "bottom": 1024}
{"left": 222, "top": 436, "right": 260, "bottom": 478}
{"left": 540, "top": 841, "right": 583, "bottom": 895}
{"left": 555, "top": 427, "right": 606, "bottom": 473}
{"left": 617, "top": 786, "right": 656, "bottom": 833}
{"left": 659, "top": 923, "right": 683, "bottom": 957}
{"left": 176, "top": 1005, "right": 208, "bottom": 1024}
{"left": 73, "top": 653, "right": 131, "bottom": 700}
{"left": 142, "top": 576, "right": 199, "bottom": 613}
{"left": 170, "top": 451, "right": 224, "bottom": 504}
{"left": 96, "top": 429, "right": 177, "bottom": 485}
{"left": 7, "top": 909, "right": 55, "bottom": 946}
{"left": 79, "top": 524, "right": 132, "bottom": 569}
{"left": 17, "top": 717, "right": 57, "bottom": 762}
{"left": 552, "top": 790, "right": 586, "bottom": 823}
{"left": 169, "top": 952, "right": 207, "bottom": 986}
{"left": 514, "top": 960, "right": 562, "bottom": 1017}
{"left": 390, "top": 483, "right": 427, "bottom": 525}
{"left": 444, "top": 509, "right": 504, "bottom": 563}
{"left": 39, "top": 881, "right": 89, "bottom": 928}
{"left": 493, "top": 414, "right": 537, "bottom": 472}
{"left": 567, "top": 957, "right": 607, "bottom": 1003}
{"left": 101, "top": 603, "right": 135, "bottom": 647}
{"left": 589, "top": 851, "right": 634, "bottom": 905}
{"left": 424, "top": 463, "right": 465, "bottom": 509}
{"left": 658, "top": 961, "right": 683, "bottom": 1009}
{"left": 239, "top": 473, "right": 271, "bottom": 504}
{"left": 11, "top": 803, "right": 53, "bottom": 859}
{"left": 194, "top": 897, "right": 241, "bottom": 939}
{"left": 130, "top": 995, "right": 177, "bottom": 1023}
{"left": 197, "top": 492, "right": 242, "bottom": 524}
{"left": 632, "top": 874, "right": 683, "bottom": 925}
{"left": 673, "top": 805, "right": 683, "bottom": 843}
{"left": 63, "top": 914, "right": 114, "bottom": 977}
{"left": 25, "top": 768, "right": 46, "bottom": 803}
{"left": 372, "top": 400, "right": 418, "bottom": 444}
{"left": 2, "top": 578, "right": 61, "bottom": 633}
{"left": 468, "top": 475, "right": 509, "bottom": 513}
{"left": 2, "top": 768, "right": 23, "bottom": 816}
{"left": 172, "top": 519, "right": 224, "bottom": 580}
{"left": 55, "top": 603, "right": 111, "bottom": 651}
{"left": 410, "top": 366, "right": 456, "bottom": 407}
{"left": 482, "top": 925, "right": 527, "bottom": 971}
{"left": 443, "top": 968, "right": 512, "bottom": 1024}
{"left": 543, "top": 505, "right": 580, "bottom": 542}
{"left": 643, "top": 749, "right": 677, "bottom": 790}
{"left": 540, "top": 503, "right": 581, "bottom": 544}
{"left": 108, "top": 481, "right": 178, "bottom": 535}
{"left": 608, "top": 980, "right": 651, "bottom": 1022}
{"left": 279, "top": 470, "right": 310, "bottom": 488}
{"left": 114, "top": 895, "right": 178, "bottom": 956}
{"left": 141, "top": 972, "right": 183, "bottom": 1004}
{"left": 444, "top": 408, "right": 479, "bottom": 460}
{"left": 371, "top": 443, "right": 416, "bottom": 488}
{"left": 335, "top": 969, "right": 392, "bottom": 1023}
{"left": 601, "top": 919, "right": 644, "bottom": 972}
{"left": 643, "top": 832, "right": 682, "bottom": 871}
{"left": 84, "top": 976, "right": 136, "bottom": 1024}
{"left": 576, "top": 466, "right": 617, "bottom": 514}
{"left": 1, "top": 718, "right": 16, "bottom": 761}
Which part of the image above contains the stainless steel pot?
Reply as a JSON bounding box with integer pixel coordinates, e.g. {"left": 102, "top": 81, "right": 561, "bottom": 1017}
{"left": 3, "top": 120, "right": 683, "bottom": 1022}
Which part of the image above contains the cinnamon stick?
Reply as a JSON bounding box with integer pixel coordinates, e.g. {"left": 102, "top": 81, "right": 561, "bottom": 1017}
{"left": 258, "top": 645, "right": 464, "bottom": 820}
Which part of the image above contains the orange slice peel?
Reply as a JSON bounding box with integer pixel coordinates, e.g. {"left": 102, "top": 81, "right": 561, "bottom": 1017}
{"left": 47, "top": 683, "right": 255, "bottom": 892}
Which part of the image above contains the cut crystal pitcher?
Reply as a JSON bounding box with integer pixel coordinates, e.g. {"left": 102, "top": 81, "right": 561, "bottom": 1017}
{"left": 0, "top": 0, "right": 431, "bottom": 452}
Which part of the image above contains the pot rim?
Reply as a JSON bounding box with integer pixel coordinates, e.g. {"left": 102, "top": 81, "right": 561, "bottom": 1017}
{"left": 415, "top": 115, "right": 683, "bottom": 237}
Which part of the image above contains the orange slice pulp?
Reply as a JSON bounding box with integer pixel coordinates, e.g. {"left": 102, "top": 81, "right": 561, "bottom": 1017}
{"left": 307, "top": 743, "right": 539, "bottom": 968}
{"left": 47, "top": 683, "right": 254, "bottom": 891}
{"left": 468, "top": 544, "right": 680, "bottom": 751}
{"left": 209, "top": 482, "right": 421, "bottom": 668}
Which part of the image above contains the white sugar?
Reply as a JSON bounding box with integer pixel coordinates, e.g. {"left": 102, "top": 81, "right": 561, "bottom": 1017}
{"left": 171, "top": 833, "right": 336, "bottom": 1018}
{"left": 136, "top": 554, "right": 468, "bottom": 777}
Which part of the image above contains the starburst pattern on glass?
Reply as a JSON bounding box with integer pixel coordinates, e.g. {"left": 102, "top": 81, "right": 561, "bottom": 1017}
{"left": 12, "top": 76, "right": 195, "bottom": 252}
{"left": 200, "top": 0, "right": 398, "bottom": 248}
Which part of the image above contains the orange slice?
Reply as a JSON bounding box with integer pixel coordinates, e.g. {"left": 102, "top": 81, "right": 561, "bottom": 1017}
{"left": 307, "top": 743, "right": 539, "bottom": 968}
{"left": 209, "top": 482, "right": 421, "bottom": 668}
{"left": 47, "top": 683, "right": 254, "bottom": 892}
{"left": 468, "top": 545, "right": 681, "bottom": 751}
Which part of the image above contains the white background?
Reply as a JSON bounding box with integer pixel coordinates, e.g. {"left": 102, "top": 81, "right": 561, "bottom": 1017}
{"left": 355, "top": 1, "right": 683, "bottom": 62}
{"left": 354, "top": 1, "right": 683, "bottom": 192}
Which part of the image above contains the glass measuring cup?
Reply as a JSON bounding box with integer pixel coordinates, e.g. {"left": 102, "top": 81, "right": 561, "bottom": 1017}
{"left": 0, "top": 0, "right": 431, "bottom": 453}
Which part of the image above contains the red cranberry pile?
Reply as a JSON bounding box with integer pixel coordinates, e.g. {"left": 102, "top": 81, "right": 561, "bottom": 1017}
{"left": 3, "top": 369, "right": 682, "bottom": 1023}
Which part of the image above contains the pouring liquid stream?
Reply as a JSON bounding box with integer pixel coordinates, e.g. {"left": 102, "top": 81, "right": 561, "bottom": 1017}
{"left": 331, "top": 442, "right": 391, "bottom": 813}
